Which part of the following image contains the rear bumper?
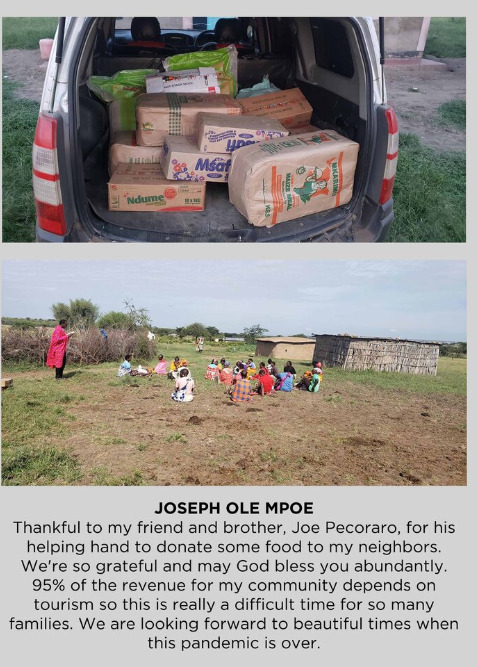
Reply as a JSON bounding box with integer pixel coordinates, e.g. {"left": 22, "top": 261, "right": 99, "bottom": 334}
{"left": 36, "top": 197, "right": 394, "bottom": 243}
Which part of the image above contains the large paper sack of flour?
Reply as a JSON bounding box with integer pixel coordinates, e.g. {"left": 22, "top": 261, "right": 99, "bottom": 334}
{"left": 136, "top": 93, "right": 242, "bottom": 147}
{"left": 228, "top": 130, "right": 359, "bottom": 227}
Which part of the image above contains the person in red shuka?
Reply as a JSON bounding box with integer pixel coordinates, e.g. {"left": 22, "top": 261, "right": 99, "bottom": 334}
{"left": 46, "top": 319, "right": 74, "bottom": 380}
{"left": 255, "top": 368, "right": 275, "bottom": 396}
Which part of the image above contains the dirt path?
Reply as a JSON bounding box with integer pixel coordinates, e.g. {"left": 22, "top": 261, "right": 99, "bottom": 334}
{"left": 2, "top": 49, "right": 466, "bottom": 151}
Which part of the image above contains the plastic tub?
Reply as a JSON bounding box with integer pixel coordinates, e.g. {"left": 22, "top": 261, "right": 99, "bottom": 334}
{"left": 39, "top": 38, "right": 54, "bottom": 60}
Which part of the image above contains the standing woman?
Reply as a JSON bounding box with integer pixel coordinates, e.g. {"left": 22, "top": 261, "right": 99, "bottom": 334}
{"left": 46, "top": 319, "right": 74, "bottom": 379}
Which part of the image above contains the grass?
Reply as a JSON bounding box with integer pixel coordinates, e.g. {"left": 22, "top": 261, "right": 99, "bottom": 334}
{"left": 437, "top": 100, "right": 466, "bottom": 131}
{"left": 2, "top": 446, "right": 81, "bottom": 485}
{"left": 323, "top": 357, "right": 466, "bottom": 397}
{"left": 2, "top": 77, "right": 39, "bottom": 242}
{"left": 424, "top": 18, "right": 466, "bottom": 59}
{"left": 2, "top": 17, "right": 58, "bottom": 50}
{"left": 388, "top": 133, "right": 465, "bottom": 243}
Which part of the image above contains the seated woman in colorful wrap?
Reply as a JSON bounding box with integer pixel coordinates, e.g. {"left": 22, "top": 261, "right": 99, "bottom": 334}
{"left": 230, "top": 369, "right": 252, "bottom": 403}
{"left": 171, "top": 368, "right": 195, "bottom": 402}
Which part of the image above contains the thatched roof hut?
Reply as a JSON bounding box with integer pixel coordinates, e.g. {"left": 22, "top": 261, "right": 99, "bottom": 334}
{"left": 313, "top": 334, "right": 439, "bottom": 375}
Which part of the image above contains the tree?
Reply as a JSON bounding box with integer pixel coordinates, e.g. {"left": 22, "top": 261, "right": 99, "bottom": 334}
{"left": 51, "top": 301, "right": 70, "bottom": 323}
{"left": 179, "top": 322, "right": 209, "bottom": 339}
{"left": 242, "top": 324, "right": 269, "bottom": 344}
{"left": 123, "top": 299, "right": 152, "bottom": 330}
{"left": 97, "top": 311, "right": 132, "bottom": 330}
{"left": 51, "top": 298, "right": 99, "bottom": 328}
{"left": 206, "top": 326, "right": 221, "bottom": 339}
{"left": 69, "top": 298, "right": 100, "bottom": 328}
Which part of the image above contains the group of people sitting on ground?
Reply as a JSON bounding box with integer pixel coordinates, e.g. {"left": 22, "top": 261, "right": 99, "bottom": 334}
{"left": 116, "top": 353, "right": 323, "bottom": 404}
{"left": 116, "top": 353, "right": 195, "bottom": 402}
{"left": 116, "top": 354, "right": 152, "bottom": 378}
{"left": 204, "top": 357, "right": 323, "bottom": 403}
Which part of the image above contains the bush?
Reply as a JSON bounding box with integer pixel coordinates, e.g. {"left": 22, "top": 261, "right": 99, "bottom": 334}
{"left": 1, "top": 327, "right": 51, "bottom": 364}
{"left": 1, "top": 327, "right": 157, "bottom": 366}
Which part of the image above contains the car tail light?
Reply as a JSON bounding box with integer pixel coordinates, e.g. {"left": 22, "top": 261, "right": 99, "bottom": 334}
{"left": 33, "top": 113, "right": 67, "bottom": 235}
{"left": 379, "top": 106, "right": 399, "bottom": 205}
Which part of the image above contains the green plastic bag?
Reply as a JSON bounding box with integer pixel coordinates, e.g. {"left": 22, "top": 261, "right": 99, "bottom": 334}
{"left": 236, "top": 75, "right": 281, "bottom": 99}
{"left": 163, "top": 45, "right": 238, "bottom": 97}
{"left": 87, "top": 69, "right": 157, "bottom": 103}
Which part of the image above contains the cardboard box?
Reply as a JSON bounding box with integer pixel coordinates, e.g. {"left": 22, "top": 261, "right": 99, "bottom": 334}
{"left": 196, "top": 113, "right": 289, "bottom": 153}
{"left": 108, "top": 163, "right": 205, "bottom": 212}
{"left": 228, "top": 130, "right": 359, "bottom": 227}
{"left": 109, "top": 131, "right": 162, "bottom": 175}
{"left": 287, "top": 124, "right": 319, "bottom": 135}
{"left": 146, "top": 68, "right": 220, "bottom": 94}
{"left": 161, "top": 135, "right": 231, "bottom": 183}
{"left": 238, "top": 88, "right": 313, "bottom": 129}
{"left": 136, "top": 92, "right": 242, "bottom": 147}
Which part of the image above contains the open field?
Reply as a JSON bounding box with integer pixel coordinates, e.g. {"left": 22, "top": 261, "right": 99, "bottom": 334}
{"left": 2, "top": 350, "right": 466, "bottom": 487}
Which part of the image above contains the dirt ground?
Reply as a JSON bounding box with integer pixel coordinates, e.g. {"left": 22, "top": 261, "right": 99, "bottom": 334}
{"left": 4, "top": 367, "right": 466, "bottom": 487}
{"left": 384, "top": 58, "right": 466, "bottom": 151}
{"left": 2, "top": 50, "right": 466, "bottom": 151}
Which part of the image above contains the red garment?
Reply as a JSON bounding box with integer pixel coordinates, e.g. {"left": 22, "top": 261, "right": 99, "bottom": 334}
{"left": 219, "top": 368, "right": 234, "bottom": 385}
{"left": 258, "top": 374, "right": 274, "bottom": 394}
{"left": 205, "top": 364, "right": 220, "bottom": 380}
{"left": 46, "top": 325, "right": 69, "bottom": 368}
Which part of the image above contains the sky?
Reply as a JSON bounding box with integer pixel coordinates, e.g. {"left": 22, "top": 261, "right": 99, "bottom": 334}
{"left": 1, "top": 260, "right": 466, "bottom": 341}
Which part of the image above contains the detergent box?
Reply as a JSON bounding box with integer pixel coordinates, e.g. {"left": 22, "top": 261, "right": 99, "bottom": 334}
{"left": 195, "top": 113, "right": 289, "bottom": 153}
{"left": 146, "top": 68, "right": 220, "bottom": 94}
{"left": 160, "top": 135, "right": 231, "bottom": 183}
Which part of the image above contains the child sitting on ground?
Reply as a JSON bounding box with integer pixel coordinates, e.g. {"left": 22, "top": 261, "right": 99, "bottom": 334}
{"left": 117, "top": 354, "right": 132, "bottom": 377}
{"left": 171, "top": 368, "right": 195, "bottom": 402}
{"left": 168, "top": 356, "right": 181, "bottom": 379}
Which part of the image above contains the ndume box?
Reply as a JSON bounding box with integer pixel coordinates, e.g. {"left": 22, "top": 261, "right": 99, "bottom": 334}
{"left": 108, "top": 163, "right": 205, "bottom": 212}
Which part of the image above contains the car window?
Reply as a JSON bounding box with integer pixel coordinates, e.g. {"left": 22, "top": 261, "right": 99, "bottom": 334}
{"left": 114, "top": 17, "right": 235, "bottom": 32}
{"left": 311, "top": 18, "right": 355, "bottom": 78}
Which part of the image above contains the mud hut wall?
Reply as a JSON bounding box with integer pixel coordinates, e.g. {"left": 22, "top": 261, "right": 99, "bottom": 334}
{"left": 255, "top": 341, "right": 275, "bottom": 359}
{"left": 255, "top": 341, "right": 314, "bottom": 362}
{"left": 272, "top": 343, "right": 314, "bottom": 362}
{"left": 313, "top": 336, "right": 439, "bottom": 375}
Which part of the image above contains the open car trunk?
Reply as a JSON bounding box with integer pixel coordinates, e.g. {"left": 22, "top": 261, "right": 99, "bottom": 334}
{"left": 71, "top": 17, "right": 377, "bottom": 242}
